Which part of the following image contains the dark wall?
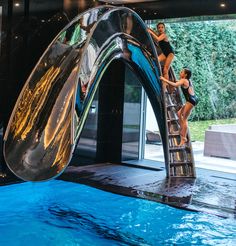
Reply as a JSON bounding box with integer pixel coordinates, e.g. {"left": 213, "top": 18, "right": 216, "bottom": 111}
{"left": 0, "top": 0, "right": 101, "bottom": 128}
{"left": 0, "top": 0, "right": 101, "bottom": 173}
{"left": 0, "top": 0, "right": 64, "bottom": 128}
{"left": 0, "top": 0, "right": 64, "bottom": 173}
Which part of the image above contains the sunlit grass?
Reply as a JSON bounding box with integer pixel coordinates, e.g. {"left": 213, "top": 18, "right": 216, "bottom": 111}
{"left": 189, "top": 118, "right": 236, "bottom": 142}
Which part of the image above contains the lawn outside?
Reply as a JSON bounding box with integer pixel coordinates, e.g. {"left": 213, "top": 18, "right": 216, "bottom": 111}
{"left": 189, "top": 118, "right": 236, "bottom": 142}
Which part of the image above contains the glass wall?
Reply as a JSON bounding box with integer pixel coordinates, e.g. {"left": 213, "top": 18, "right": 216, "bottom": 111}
{"left": 72, "top": 62, "right": 144, "bottom": 166}
{"left": 144, "top": 98, "right": 164, "bottom": 163}
{"left": 122, "top": 66, "right": 143, "bottom": 161}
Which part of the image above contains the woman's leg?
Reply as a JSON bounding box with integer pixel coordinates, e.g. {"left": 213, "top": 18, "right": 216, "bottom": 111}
{"left": 179, "top": 102, "right": 194, "bottom": 146}
{"left": 158, "top": 54, "right": 167, "bottom": 90}
{"left": 177, "top": 106, "right": 184, "bottom": 123}
{"left": 177, "top": 107, "right": 183, "bottom": 134}
{"left": 158, "top": 53, "right": 166, "bottom": 62}
{"left": 163, "top": 53, "right": 174, "bottom": 80}
{"left": 163, "top": 53, "right": 174, "bottom": 93}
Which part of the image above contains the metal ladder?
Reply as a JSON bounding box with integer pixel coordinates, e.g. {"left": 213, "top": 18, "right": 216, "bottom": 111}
{"left": 165, "top": 68, "right": 196, "bottom": 177}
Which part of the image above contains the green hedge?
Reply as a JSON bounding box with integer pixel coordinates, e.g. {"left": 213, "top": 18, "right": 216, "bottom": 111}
{"left": 151, "top": 19, "right": 236, "bottom": 121}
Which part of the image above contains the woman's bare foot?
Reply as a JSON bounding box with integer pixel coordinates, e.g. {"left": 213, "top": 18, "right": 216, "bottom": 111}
{"left": 178, "top": 136, "right": 187, "bottom": 147}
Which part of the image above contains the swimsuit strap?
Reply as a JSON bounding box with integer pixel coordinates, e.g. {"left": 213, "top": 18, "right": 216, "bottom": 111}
{"left": 182, "top": 79, "right": 190, "bottom": 90}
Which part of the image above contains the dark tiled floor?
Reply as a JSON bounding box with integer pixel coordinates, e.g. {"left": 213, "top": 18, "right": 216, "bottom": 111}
{"left": 59, "top": 161, "right": 236, "bottom": 218}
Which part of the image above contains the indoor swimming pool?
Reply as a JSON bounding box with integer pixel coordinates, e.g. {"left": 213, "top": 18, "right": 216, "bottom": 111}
{"left": 0, "top": 180, "right": 235, "bottom": 245}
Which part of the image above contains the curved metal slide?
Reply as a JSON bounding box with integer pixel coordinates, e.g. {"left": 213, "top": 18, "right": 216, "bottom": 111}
{"left": 3, "top": 6, "right": 167, "bottom": 181}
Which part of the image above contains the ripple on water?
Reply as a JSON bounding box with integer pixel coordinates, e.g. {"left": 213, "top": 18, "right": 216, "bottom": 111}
{"left": 0, "top": 180, "right": 235, "bottom": 246}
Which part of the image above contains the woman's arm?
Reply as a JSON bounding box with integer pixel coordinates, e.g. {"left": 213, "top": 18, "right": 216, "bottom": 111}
{"left": 147, "top": 28, "right": 166, "bottom": 42}
{"left": 160, "top": 76, "right": 185, "bottom": 87}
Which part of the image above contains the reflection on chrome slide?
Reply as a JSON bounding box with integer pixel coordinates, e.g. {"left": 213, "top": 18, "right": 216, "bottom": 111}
{"left": 3, "top": 6, "right": 165, "bottom": 181}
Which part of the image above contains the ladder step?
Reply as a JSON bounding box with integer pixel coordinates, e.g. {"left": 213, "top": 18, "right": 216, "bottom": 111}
{"left": 165, "top": 90, "right": 176, "bottom": 95}
{"left": 170, "top": 174, "right": 195, "bottom": 178}
{"left": 164, "top": 69, "right": 195, "bottom": 178}
{"left": 166, "top": 104, "right": 177, "bottom": 108}
{"left": 168, "top": 133, "right": 180, "bottom": 137}
{"left": 170, "top": 161, "right": 192, "bottom": 167}
{"left": 167, "top": 118, "right": 179, "bottom": 122}
{"left": 169, "top": 146, "right": 187, "bottom": 152}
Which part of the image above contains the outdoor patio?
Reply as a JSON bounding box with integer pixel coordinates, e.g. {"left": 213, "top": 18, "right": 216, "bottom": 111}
{"left": 145, "top": 141, "right": 236, "bottom": 174}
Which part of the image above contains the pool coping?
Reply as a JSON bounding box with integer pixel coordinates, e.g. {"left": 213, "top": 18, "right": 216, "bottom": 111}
{"left": 59, "top": 162, "right": 236, "bottom": 219}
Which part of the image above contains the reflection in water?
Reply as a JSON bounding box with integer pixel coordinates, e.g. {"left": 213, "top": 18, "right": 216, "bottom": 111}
{"left": 1, "top": 181, "right": 235, "bottom": 245}
{"left": 48, "top": 205, "right": 148, "bottom": 244}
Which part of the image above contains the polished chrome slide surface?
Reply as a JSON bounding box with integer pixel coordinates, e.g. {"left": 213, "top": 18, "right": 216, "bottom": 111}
{"left": 4, "top": 6, "right": 166, "bottom": 181}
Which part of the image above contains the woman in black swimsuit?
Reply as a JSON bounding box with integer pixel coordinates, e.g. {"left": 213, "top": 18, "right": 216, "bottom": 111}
{"left": 148, "top": 22, "right": 174, "bottom": 85}
{"left": 160, "top": 68, "right": 198, "bottom": 146}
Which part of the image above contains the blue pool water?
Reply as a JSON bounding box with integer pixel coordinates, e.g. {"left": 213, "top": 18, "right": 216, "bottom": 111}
{"left": 0, "top": 180, "right": 235, "bottom": 245}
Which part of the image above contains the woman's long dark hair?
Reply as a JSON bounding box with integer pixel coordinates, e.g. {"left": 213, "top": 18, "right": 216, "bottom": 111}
{"left": 183, "top": 67, "right": 192, "bottom": 80}
{"left": 157, "top": 22, "right": 165, "bottom": 28}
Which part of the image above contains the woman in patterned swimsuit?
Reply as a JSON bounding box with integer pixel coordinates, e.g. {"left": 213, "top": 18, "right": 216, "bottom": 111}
{"left": 160, "top": 68, "right": 199, "bottom": 146}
